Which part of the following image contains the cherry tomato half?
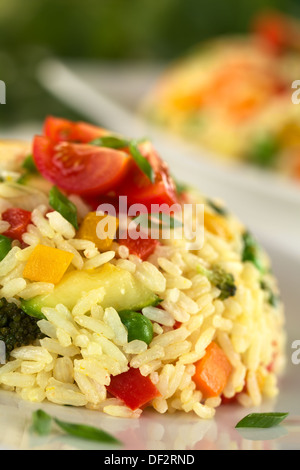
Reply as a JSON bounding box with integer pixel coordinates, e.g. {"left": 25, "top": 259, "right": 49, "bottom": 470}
{"left": 43, "top": 116, "right": 108, "bottom": 144}
{"left": 33, "top": 136, "right": 130, "bottom": 196}
{"left": 253, "top": 12, "right": 292, "bottom": 54}
{"left": 117, "top": 141, "right": 178, "bottom": 211}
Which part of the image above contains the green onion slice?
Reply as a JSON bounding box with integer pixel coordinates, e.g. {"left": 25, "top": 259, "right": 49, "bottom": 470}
{"left": 129, "top": 140, "right": 155, "bottom": 183}
{"left": 242, "top": 231, "right": 265, "bottom": 273}
{"left": 54, "top": 418, "right": 121, "bottom": 445}
{"left": 206, "top": 199, "right": 228, "bottom": 216}
{"left": 90, "top": 136, "right": 129, "bottom": 149}
{"left": 49, "top": 186, "right": 78, "bottom": 230}
{"left": 31, "top": 409, "right": 122, "bottom": 445}
{"left": 90, "top": 135, "right": 155, "bottom": 183}
{"left": 235, "top": 412, "right": 289, "bottom": 429}
{"left": 0, "top": 234, "right": 12, "bottom": 261}
{"left": 133, "top": 212, "right": 182, "bottom": 230}
{"left": 32, "top": 409, "right": 52, "bottom": 436}
{"left": 174, "top": 178, "right": 190, "bottom": 195}
{"left": 22, "top": 154, "right": 38, "bottom": 174}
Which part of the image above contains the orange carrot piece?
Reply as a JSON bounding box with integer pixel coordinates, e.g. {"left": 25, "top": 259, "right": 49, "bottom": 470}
{"left": 23, "top": 244, "right": 74, "bottom": 284}
{"left": 193, "top": 341, "right": 232, "bottom": 398}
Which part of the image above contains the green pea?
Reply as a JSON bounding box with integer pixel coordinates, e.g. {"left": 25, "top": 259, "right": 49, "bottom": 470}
{"left": 0, "top": 234, "right": 12, "bottom": 261}
{"left": 118, "top": 310, "right": 153, "bottom": 345}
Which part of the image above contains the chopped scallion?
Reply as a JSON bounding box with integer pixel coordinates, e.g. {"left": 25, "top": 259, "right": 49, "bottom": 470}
{"left": 32, "top": 409, "right": 52, "bottom": 436}
{"left": 235, "top": 412, "right": 289, "bottom": 429}
{"left": 90, "top": 135, "right": 155, "bottom": 183}
{"left": 54, "top": 418, "right": 122, "bottom": 444}
{"left": 22, "top": 155, "right": 38, "bottom": 174}
{"left": 129, "top": 140, "right": 155, "bottom": 183}
{"left": 242, "top": 231, "right": 265, "bottom": 273}
{"left": 31, "top": 409, "right": 121, "bottom": 445}
{"left": 49, "top": 186, "right": 78, "bottom": 230}
{"left": 90, "top": 136, "right": 129, "bottom": 149}
{"left": 0, "top": 234, "right": 12, "bottom": 261}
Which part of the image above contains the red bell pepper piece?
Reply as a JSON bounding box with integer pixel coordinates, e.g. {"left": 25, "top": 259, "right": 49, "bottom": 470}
{"left": 119, "top": 235, "right": 158, "bottom": 261}
{"left": 173, "top": 320, "right": 182, "bottom": 330}
{"left": 107, "top": 367, "right": 160, "bottom": 410}
{"left": 2, "top": 208, "right": 32, "bottom": 242}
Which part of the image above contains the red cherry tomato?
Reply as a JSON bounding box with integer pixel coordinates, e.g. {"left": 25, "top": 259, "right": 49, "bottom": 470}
{"left": 39, "top": 117, "right": 179, "bottom": 210}
{"left": 2, "top": 208, "right": 32, "bottom": 242}
{"left": 117, "top": 142, "right": 178, "bottom": 211}
{"left": 33, "top": 136, "right": 130, "bottom": 196}
{"left": 83, "top": 194, "right": 121, "bottom": 213}
{"left": 43, "top": 116, "right": 107, "bottom": 143}
{"left": 107, "top": 367, "right": 160, "bottom": 410}
{"left": 253, "top": 12, "right": 291, "bottom": 54}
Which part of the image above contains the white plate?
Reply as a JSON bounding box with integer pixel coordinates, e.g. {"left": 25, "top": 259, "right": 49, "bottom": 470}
{"left": 0, "top": 207, "right": 298, "bottom": 450}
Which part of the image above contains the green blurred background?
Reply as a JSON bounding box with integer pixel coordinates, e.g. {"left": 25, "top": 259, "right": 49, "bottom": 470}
{"left": 0, "top": 0, "right": 300, "bottom": 127}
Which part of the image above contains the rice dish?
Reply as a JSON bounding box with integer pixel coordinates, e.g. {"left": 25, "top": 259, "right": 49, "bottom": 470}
{"left": 0, "top": 117, "right": 285, "bottom": 419}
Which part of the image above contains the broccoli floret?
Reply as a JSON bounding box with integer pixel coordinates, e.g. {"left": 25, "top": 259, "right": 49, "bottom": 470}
{"left": 0, "top": 298, "right": 44, "bottom": 359}
{"left": 197, "top": 265, "right": 237, "bottom": 300}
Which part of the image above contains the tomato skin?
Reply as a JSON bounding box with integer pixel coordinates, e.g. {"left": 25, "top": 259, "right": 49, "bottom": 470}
{"left": 107, "top": 367, "right": 160, "bottom": 410}
{"left": 44, "top": 116, "right": 107, "bottom": 144}
{"left": 253, "top": 12, "right": 291, "bottom": 55}
{"left": 117, "top": 142, "right": 178, "bottom": 211}
{"left": 40, "top": 117, "right": 179, "bottom": 214}
{"left": 125, "top": 175, "right": 178, "bottom": 210}
{"left": 2, "top": 208, "right": 32, "bottom": 242}
{"left": 74, "top": 121, "right": 108, "bottom": 143}
{"left": 33, "top": 136, "right": 130, "bottom": 196}
{"left": 43, "top": 116, "right": 78, "bottom": 143}
{"left": 83, "top": 194, "right": 120, "bottom": 213}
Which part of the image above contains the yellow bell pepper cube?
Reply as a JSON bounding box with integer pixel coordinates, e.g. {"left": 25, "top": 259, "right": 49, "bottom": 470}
{"left": 77, "top": 212, "right": 119, "bottom": 251}
{"left": 23, "top": 245, "right": 74, "bottom": 284}
{"left": 204, "top": 211, "right": 232, "bottom": 241}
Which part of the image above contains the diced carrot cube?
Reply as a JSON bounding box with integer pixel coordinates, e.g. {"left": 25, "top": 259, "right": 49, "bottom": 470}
{"left": 23, "top": 244, "right": 74, "bottom": 284}
{"left": 193, "top": 341, "right": 232, "bottom": 398}
{"left": 77, "top": 212, "right": 119, "bottom": 252}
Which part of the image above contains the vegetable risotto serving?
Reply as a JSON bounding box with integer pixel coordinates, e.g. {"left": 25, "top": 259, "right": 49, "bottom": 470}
{"left": 0, "top": 116, "right": 285, "bottom": 419}
{"left": 140, "top": 12, "right": 300, "bottom": 180}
